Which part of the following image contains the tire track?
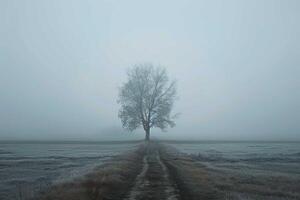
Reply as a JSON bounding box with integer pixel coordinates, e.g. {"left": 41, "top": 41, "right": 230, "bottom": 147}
{"left": 125, "top": 144, "right": 179, "bottom": 200}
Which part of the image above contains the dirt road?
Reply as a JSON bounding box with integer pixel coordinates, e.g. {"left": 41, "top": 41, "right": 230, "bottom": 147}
{"left": 125, "top": 143, "right": 179, "bottom": 200}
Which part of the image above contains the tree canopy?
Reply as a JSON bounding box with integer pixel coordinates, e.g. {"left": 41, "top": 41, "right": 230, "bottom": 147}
{"left": 118, "top": 64, "right": 177, "bottom": 140}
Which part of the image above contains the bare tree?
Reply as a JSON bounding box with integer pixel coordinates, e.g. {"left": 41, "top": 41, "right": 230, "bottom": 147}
{"left": 118, "top": 64, "right": 177, "bottom": 141}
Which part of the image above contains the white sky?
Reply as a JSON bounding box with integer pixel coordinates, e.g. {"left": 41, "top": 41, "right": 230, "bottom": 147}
{"left": 0, "top": 0, "right": 299, "bottom": 140}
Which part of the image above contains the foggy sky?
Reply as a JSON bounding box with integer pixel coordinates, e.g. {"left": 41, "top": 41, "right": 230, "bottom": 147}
{"left": 1, "top": 0, "right": 299, "bottom": 140}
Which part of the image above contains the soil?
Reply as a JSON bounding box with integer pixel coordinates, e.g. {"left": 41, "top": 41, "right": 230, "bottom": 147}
{"left": 124, "top": 143, "right": 179, "bottom": 200}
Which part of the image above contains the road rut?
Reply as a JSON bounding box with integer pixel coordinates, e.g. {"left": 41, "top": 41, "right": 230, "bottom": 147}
{"left": 125, "top": 143, "right": 179, "bottom": 200}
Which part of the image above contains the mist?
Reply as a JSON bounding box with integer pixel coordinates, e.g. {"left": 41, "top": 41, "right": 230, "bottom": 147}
{"left": 0, "top": 0, "right": 299, "bottom": 141}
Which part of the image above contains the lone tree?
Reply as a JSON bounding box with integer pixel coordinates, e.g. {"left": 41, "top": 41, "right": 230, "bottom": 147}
{"left": 118, "top": 64, "right": 177, "bottom": 141}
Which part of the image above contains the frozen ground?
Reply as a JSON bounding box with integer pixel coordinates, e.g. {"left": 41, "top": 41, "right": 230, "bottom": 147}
{"left": 0, "top": 141, "right": 140, "bottom": 200}
{"left": 166, "top": 141, "right": 300, "bottom": 199}
{"left": 166, "top": 141, "right": 300, "bottom": 176}
{"left": 1, "top": 141, "right": 299, "bottom": 200}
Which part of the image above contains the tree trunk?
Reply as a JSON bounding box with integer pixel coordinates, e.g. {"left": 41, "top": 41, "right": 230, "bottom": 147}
{"left": 145, "top": 128, "right": 150, "bottom": 141}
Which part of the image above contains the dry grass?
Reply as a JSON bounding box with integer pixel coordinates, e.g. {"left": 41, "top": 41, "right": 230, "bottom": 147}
{"left": 160, "top": 146, "right": 222, "bottom": 200}
{"left": 31, "top": 142, "right": 300, "bottom": 200}
{"left": 160, "top": 144, "right": 300, "bottom": 200}
{"left": 36, "top": 144, "right": 145, "bottom": 200}
{"left": 210, "top": 169, "right": 300, "bottom": 200}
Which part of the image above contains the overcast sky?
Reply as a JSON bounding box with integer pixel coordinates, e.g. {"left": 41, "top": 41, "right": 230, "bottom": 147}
{"left": 0, "top": 0, "right": 299, "bottom": 140}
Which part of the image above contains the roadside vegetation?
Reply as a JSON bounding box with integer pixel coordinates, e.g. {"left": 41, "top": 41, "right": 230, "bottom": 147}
{"left": 161, "top": 144, "right": 300, "bottom": 200}
{"left": 35, "top": 144, "right": 145, "bottom": 200}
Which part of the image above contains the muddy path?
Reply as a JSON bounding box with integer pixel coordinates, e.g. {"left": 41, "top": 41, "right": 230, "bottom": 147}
{"left": 125, "top": 143, "right": 179, "bottom": 200}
